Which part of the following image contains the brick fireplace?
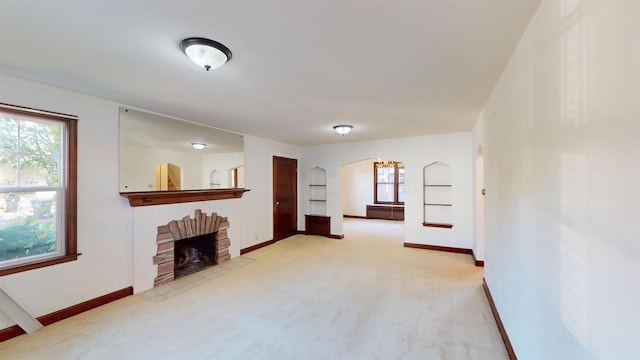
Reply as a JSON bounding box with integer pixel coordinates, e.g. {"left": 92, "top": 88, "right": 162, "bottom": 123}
{"left": 152, "top": 209, "right": 231, "bottom": 286}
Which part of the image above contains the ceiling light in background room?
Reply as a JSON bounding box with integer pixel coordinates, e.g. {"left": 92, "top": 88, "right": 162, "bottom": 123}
{"left": 191, "top": 143, "right": 207, "bottom": 150}
{"left": 333, "top": 125, "right": 353, "bottom": 135}
{"left": 377, "top": 159, "right": 396, "bottom": 168}
{"left": 180, "top": 37, "right": 232, "bottom": 71}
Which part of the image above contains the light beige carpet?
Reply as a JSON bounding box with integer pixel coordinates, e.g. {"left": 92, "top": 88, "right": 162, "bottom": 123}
{"left": 1, "top": 218, "right": 508, "bottom": 359}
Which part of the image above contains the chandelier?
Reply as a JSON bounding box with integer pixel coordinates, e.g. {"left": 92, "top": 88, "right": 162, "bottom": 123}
{"left": 377, "top": 159, "right": 396, "bottom": 168}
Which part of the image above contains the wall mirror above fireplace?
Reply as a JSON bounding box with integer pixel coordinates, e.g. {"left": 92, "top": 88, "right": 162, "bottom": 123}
{"left": 118, "top": 107, "right": 244, "bottom": 193}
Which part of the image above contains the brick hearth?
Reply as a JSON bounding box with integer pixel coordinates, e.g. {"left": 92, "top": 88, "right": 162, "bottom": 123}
{"left": 152, "top": 209, "right": 231, "bottom": 286}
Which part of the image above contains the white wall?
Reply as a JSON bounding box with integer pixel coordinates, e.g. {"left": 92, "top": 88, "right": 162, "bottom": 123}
{"left": 0, "top": 74, "right": 132, "bottom": 328}
{"left": 479, "top": 1, "right": 640, "bottom": 358}
{"left": 300, "top": 133, "right": 473, "bottom": 248}
{"left": 242, "top": 135, "right": 300, "bottom": 248}
{"left": 341, "top": 159, "right": 374, "bottom": 217}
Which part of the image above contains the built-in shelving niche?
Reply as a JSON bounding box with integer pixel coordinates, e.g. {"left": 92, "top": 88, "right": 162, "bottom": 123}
{"left": 306, "top": 167, "right": 330, "bottom": 237}
{"left": 423, "top": 162, "right": 453, "bottom": 228}
{"left": 309, "top": 167, "right": 327, "bottom": 215}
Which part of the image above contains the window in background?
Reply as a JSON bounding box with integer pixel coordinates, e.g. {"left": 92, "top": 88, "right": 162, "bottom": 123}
{"left": 374, "top": 161, "right": 404, "bottom": 205}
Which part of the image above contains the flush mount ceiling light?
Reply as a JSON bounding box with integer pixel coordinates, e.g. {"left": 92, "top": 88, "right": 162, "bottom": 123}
{"left": 333, "top": 125, "right": 353, "bottom": 135}
{"left": 191, "top": 142, "right": 207, "bottom": 150}
{"left": 180, "top": 37, "right": 232, "bottom": 71}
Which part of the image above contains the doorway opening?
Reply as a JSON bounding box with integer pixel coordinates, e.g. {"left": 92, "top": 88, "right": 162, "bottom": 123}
{"left": 340, "top": 158, "right": 405, "bottom": 240}
{"left": 474, "top": 146, "right": 485, "bottom": 265}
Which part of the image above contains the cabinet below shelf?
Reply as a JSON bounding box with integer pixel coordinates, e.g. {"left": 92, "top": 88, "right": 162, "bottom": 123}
{"left": 305, "top": 215, "right": 331, "bottom": 237}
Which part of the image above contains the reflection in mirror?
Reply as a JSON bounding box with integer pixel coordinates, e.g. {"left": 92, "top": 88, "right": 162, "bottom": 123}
{"left": 230, "top": 166, "right": 245, "bottom": 188}
{"left": 119, "top": 107, "right": 244, "bottom": 192}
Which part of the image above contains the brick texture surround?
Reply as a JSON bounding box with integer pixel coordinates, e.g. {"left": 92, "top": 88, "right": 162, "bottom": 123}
{"left": 152, "top": 209, "right": 231, "bottom": 286}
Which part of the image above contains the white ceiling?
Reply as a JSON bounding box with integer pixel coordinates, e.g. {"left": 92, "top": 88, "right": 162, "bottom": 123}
{"left": 0, "top": 1, "right": 540, "bottom": 146}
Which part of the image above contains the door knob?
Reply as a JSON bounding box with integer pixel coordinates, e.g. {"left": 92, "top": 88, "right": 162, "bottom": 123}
{"left": 275, "top": 201, "right": 280, "bottom": 206}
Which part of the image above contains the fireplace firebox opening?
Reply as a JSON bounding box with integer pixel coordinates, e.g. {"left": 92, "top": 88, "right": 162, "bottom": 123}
{"left": 174, "top": 233, "right": 216, "bottom": 279}
{"left": 153, "top": 209, "right": 231, "bottom": 287}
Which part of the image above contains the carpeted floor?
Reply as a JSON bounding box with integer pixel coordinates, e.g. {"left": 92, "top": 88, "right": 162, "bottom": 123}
{"left": 1, "top": 218, "right": 508, "bottom": 359}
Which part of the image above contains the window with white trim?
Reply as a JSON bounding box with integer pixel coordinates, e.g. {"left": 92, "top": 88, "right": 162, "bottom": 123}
{"left": 0, "top": 103, "right": 77, "bottom": 275}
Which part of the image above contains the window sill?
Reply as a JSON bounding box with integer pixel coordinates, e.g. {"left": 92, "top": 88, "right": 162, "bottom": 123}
{"left": 0, "top": 254, "right": 79, "bottom": 277}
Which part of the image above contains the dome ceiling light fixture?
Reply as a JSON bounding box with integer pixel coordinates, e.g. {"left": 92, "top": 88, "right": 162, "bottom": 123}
{"left": 191, "top": 142, "right": 207, "bottom": 150}
{"left": 180, "top": 37, "right": 232, "bottom": 71}
{"left": 333, "top": 125, "right": 353, "bottom": 135}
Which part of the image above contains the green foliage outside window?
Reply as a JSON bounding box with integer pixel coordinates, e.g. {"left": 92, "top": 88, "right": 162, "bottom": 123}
{"left": 1, "top": 116, "right": 61, "bottom": 264}
{"left": 0, "top": 117, "right": 60, "bottom": 186}
{"left": 0, "top": 215, "right": 56, "bottom": 261}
